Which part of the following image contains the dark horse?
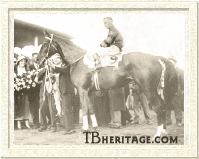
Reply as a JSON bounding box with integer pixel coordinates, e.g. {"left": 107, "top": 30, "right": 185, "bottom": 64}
{"left": 38, "top": 32, "right": 178, "bottom": 138}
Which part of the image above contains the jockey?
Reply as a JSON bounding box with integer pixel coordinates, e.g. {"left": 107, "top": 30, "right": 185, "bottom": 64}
{"left": 84, "top": 17, "right": 123, "bottom": 68}
{"left": 98, "top": 17, "right": 124, "bottom": 58}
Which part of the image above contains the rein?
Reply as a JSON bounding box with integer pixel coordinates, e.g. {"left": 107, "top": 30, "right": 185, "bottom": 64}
{"left": 39, "top": 34, "right": 84, "bottom": 69}
{"left": 63, "top": 55, "right": 84, "bottom": 69}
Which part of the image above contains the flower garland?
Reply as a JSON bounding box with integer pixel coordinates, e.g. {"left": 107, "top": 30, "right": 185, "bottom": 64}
{"left": 14, "top": 69, "right": 41, "bottom": 91}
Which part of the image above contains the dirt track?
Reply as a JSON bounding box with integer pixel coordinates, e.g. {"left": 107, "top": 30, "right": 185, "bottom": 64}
{"left": 14, "top": 119, "right": 184, "bottom": 145}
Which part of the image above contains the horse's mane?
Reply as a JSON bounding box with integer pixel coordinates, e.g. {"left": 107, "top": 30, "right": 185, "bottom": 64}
{"left": 53, "top": 35, "right": 86, "bottom": 64}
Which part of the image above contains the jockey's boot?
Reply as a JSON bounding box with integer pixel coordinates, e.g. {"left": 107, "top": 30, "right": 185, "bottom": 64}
{"left": 94, "top": 61, "right": 101, "bottom": 69}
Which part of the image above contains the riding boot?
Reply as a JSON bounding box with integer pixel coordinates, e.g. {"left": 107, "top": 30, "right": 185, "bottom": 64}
{"left": 82, "top": 115, "right": 89, "bottom": 131}
{"left": 90, "top": 114, "right": 98, "bottom": 128}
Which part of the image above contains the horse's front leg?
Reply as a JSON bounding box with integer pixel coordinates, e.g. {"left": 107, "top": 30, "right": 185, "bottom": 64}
{"left": 79, "top": 88, "right": 98, "bottom": 131}
{"left": 78, "top": 88, "right": 89, "bottom": 131}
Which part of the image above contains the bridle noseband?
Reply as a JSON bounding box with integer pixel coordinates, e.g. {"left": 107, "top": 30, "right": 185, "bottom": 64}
{"left": 39, "top": 34, "right": 84, "bottom": 69}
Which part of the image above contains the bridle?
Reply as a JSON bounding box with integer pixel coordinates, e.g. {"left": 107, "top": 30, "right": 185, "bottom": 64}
{"left": 39, "top": 34, "right": 54, "bottom": 66}
{"left": 39, "top": 33, "right": 84, "bottom": 69}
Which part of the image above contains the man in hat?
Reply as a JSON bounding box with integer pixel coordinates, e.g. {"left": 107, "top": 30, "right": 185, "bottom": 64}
{"left": 48, "top": 57, "right": 76, "bottom": 134}
{"left": 27, "top": 52, "right": 40, "bottom": 129}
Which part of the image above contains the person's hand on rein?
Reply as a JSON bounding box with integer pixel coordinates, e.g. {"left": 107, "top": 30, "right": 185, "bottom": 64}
{"left": 47, "top": 60, "right": 55, "bottom": 69}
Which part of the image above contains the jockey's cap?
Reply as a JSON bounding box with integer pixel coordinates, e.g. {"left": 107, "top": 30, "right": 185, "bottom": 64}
{"left": 104, "top": 17, "right": 113, "bottom": 23}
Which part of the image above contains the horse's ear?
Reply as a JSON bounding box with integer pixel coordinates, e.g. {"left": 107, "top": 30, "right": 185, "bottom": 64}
{"left": 43, "top": 30, "right": 51, "bottom": 38}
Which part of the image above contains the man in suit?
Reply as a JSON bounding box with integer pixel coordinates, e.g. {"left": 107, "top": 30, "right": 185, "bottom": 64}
{"left": 28, "top": 53, "right": 40, "bottom": 129}
{"left": 37, "top": 61, "right": 56, "bottom": 132}
{"left": 48, "top": 59, "right": 76, "bottom": 134}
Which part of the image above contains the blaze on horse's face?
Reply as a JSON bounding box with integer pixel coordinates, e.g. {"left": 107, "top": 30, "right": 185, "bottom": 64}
{"left": 37, "top": 40, "right": 58, "bottom": 64}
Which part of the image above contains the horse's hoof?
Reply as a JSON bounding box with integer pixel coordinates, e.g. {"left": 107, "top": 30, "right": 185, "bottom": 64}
{"left": 177, "top": 122, "right": 183, "bottom": 127}
{"left": 51, "top": 127, "right": 57, "bottom": 133}
{"left": 38, "top": 126, "right": 47, "bottom": 132}
{"left": 153, "top": 124, "right": 168, "bottom": 141}
{"left": 152, "top": 129, "right": 168, "bottom": 141}
{"left": 130, "top": 120, "right": 139, "bottom": 125}
{"left": 92, "top": 127, "right": 99, "bottom": 131}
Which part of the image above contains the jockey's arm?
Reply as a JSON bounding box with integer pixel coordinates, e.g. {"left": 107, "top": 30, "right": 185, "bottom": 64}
{"left": 101, "top": 30, "right": 117, "bottom": 47}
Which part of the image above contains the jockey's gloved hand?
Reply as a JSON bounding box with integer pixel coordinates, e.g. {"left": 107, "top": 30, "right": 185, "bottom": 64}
{"left": 48, "top": 60, "right": 55, "bottom": 69}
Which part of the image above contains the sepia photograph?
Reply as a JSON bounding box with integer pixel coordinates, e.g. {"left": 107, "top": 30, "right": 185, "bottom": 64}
{"left": 13, "top": 10, "right": 185, "bottom": 145}
{"left": 0, "top": 1, "right": 198, "bottom": 158}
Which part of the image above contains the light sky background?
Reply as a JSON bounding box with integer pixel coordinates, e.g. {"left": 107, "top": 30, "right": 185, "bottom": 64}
{"left": 15, "top": 11, "right": 186, "bottom": 69}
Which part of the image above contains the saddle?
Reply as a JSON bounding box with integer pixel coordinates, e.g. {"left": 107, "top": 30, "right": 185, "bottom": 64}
{"left": 83, "top": 53, "right": 123, "bottom": 69}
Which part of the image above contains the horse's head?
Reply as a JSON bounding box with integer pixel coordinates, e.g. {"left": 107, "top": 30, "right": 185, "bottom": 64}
{"left": 37, "top": 31, "right": 67, "bottom": 66}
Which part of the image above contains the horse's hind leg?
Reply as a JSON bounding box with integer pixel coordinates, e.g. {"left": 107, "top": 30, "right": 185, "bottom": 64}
{"left": 139, "top": 93, "right": 152, "bottom": 124}
{"left": 153, "top": 97, "right": 168, "bottom": 139}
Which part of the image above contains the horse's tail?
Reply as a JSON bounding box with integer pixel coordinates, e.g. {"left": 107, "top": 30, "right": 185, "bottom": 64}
{"left": 163, "top": 60, "right": 178, "bottom": 107}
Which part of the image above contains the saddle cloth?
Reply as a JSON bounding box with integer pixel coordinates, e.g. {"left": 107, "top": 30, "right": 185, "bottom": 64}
{"left": 83, "top": 53, "right": 123, "bottom": 69}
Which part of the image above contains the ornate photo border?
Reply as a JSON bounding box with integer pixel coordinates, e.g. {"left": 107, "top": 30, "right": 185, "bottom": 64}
{"left": 0, "top": 1, "right": 197, "bottom": 158}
